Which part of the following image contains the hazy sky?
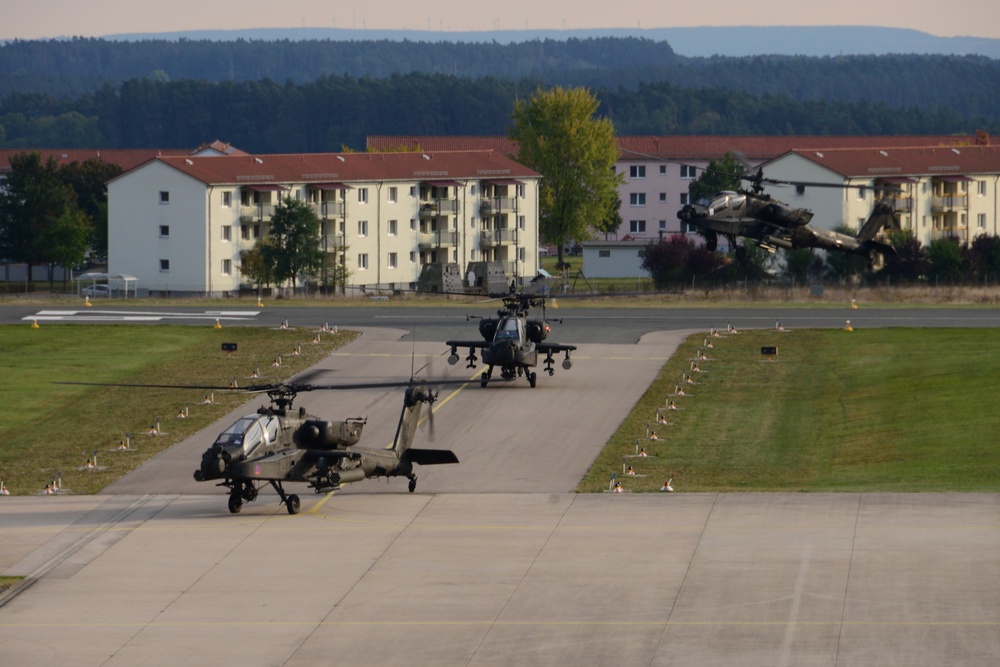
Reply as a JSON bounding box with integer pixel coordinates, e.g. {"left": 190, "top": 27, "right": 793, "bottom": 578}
{"left": 3, "top": 0, "right": 999, "bottom": 41}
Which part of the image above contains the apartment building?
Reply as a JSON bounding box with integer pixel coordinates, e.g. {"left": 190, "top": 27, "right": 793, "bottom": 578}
{"left": 107, "top": 150, "right": 540, "bottom": 296}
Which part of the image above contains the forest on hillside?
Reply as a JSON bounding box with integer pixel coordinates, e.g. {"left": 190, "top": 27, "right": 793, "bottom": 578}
{"left": 0, "top": 37, "right": 997, "bottom": 151}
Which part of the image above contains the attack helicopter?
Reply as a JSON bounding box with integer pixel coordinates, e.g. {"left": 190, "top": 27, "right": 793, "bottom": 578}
{"left": 59, "top": 377, "right": 462, "bottom": 514}
{"left": 445, "top": 288, "right": 576, "bottom": 388}
{"left": 676, "top": 167, "right": 898, "bottom": 258}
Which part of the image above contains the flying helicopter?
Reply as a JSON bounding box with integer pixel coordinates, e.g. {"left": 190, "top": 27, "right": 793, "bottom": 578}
{"left": 445, "top": 288, "right": 576, "bottom": 388}
{"left": 676, "top": 167, "right": 898, "bottom": 258}
{"left": 59, "top": 377, "right": 463, "bottom": 514}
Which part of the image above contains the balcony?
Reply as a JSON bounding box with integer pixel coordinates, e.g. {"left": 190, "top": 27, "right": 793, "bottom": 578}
{"left": 418, "top": 199, "right": 459, "bottom": 218}
{"left": 418, "top": 231, "right": 459, "bottom": 249}
{"left": 889, "top": 197, "right": 914, "bottom": 213}
{"left": 480, "top": 197, "right": 517, "bottom": 216}
{"left": 239, "top": 203, "right": 275, "bottom": 223}
{"left": 931, "top": 195, "right": 968, "bottom": 212}
{"left": 320, "top": 233, "right": 347, "bottom": 251}
{"left": 310, "top": 201, "right": 346, "bottom": 219}
{"left": 479, "top": 229, "right": 517, "bottom": 247}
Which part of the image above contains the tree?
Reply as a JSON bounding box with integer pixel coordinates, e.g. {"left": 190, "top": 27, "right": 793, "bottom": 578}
{"left": 239, "top": 239, "right": 278, "bottom": 293}
{"left": 594, "top": 195, "right": 623, "bottom": 240}
{"left": 509, "top": 86, "right": 623, "bottom": 267}
{"left": 687, "top": 152, "right": 744, "bottom": 203}
{"left": 0, "top": 152, "right": 87, "bottom": 282}
{"left": 925, "top": 237, "right": 967, "bottom": 283}
{"left": 38, "top": 206, "right": 90, "bottom": 288}
{"left": 60, "top": 158, "right": 123, "bottom": 261}
{"left": 266, "top": 197, "right": 324, "bottom": 291}
{"left": 640, "top": 234, "right": 726, "bottom": 288}
{"left": 782, "top": 248, "right": 816, "bottom": 284}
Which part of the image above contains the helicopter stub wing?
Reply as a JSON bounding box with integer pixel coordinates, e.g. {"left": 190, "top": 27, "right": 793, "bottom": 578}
{"left": 537, "top": 342, "right": 577, "bottom": 354}
{"left": 445, "top": 339, "right": 489, "bottom": 350}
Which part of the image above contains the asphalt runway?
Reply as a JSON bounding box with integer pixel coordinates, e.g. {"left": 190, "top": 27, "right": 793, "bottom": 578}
{"left": 2, "top": 316, "right": 999, "bottom": 665}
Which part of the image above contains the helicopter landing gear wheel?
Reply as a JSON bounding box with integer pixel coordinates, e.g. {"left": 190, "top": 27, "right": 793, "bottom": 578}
{"left": 285, "top": 494, "right": 301, "bottom": 515}
{"left": 408, "top": 476, "right": 417, "bottom": 493}
{"left": 528, "top": 372, "right": 537, "bottom": 388}
{"left": 480, "top": 372, "right": 488, "bottom": 388}
{"left": 228, "top": 491, "right": 243, "bottom": 514}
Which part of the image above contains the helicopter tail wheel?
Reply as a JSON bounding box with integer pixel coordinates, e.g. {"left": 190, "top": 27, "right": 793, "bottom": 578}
{"left": 285, "top": 494, "right": 301, "bottom": 515}
{"left": 228, "top": 491, "right": 243, "bottom": 514}
{"left": 528, "top": 372, "right": 537, "bottom": 388}
{"left": 705, "top": 231, "right": 718, "bottom": 253}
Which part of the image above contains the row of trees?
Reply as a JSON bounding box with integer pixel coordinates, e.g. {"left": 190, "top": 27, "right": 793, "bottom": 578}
{"left": 0, "top": 152, "right": 121, "bottom": 283}
{"left": 1, "top": 71, "right": 995, "bottom": 152}
{"left": 3, "top": 36, "right": 998, "bottom": 120}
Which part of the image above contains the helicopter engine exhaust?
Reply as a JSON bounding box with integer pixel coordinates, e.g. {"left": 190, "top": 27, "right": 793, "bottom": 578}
{"left": 762, "top": 235, "right": 794, "bottom": 250}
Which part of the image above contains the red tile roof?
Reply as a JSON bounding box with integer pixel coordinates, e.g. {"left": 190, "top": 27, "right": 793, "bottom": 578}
{"left": 142, "top": 150, "right": 540, "bottom": 185}
{"left": 368, "top": 134, "right": 986, "bottom": 161}
{"left": 778, "top": 145, "right": 1000, "bottom": 178}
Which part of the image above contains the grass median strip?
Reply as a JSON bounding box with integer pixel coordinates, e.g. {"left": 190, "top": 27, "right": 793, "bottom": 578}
{"left": 580, "top": 327, "right": 1000, "bottom": 492}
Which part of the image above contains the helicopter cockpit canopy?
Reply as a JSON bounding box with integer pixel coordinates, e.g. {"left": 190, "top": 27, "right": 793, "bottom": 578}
{"left": 214, "top": 414, "right": 280, "bottom": 458}
{"left": 700, "top": 191, "right": 746, "bottom": 215}
{"left": 493, "top": 316, "right": 523, "bottom": 343}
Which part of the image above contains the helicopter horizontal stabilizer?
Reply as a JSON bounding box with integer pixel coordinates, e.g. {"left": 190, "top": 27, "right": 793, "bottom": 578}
{"left": 403, "top": 448, "right": 459, "bottom": 465}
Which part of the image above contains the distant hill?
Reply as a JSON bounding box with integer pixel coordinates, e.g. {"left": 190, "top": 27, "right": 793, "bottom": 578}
{"left": 98, "top": 26, "right": 1000, "bottom": 59}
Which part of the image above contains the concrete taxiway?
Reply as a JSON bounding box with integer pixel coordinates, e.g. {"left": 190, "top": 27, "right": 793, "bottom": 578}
{"left": 1, "top": 326, "right": 998, "bottom": 665}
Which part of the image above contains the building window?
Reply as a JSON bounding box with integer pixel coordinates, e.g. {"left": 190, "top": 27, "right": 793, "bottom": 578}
{"left": 518, "top": 247, "right": 525, "bottom": 263}
{"left": 221, "top": 259, "right": 232, "bottom": 275}
{"left": 517, "top": 183, "right": 525, "bottom": 198}
{"left": 629, "top": 193, "right": 646, "bottom": 206}
{"left": 221, "top": 225, "right": 231, "bottom": 242}
{"left": 410, "top": 218, "right": 418, "bottom": 231}
{"left": 978, "top": 181, "right": 987, "bottom": 196}
{"left": 629, "top": 165, "right": 646, "bottom": 179}
{"left": 680, "top": 193, "right": 689, "bottom": 206}
{"left": 358, "top": 188, "right": 368, "bottom": 204}
{"left": 680, "top": 165, "right": 696, "bottom": 179}
{"left": 519, "top": 215, "right": 526, "bottom": 230}
{"left": 659, "top": 192, "right": 666, "bottom": 202}
{"left": 471, "top": 249, "right": 478, "bottom": 261}
{"left": 222, "top": 191, "right": 232, "bottom": 208}
{"left": 659, "top": 165, "right": 667, "bottom": 175}
{"left": 388, "top": 252, "right": 398, "bottom": 269}
{"left": 629, "top": 220, "right": 646, "bottom": 233}
{"left": 409, "top": 251, "right": 417, "bottom": 263}
{"left": 599, "top": 249, "right": 611, "bottom": 258}
{"left": 358, "top": 220, "right": 368, "bottom": 237}
{"left": 159, "top": 225, "right": 169, "bottom": 237}
{"left": 388, "top": 186, "right": 398, "bottom": 203}
{"left": 358, "top": 253, "right": 368, "bottom": 270}
{"left": 159, "top": 191, "right": 170, "bottom": 204}
{"left": 978, "top": 213, "right": 987, "bottom": 229}
{"left": 659, "top": 220, "right": 667, "bottom": 230}
{"left": 409, "top": 186, "right": 417, "bottom": 197}
{"left": 160, "top": 259, "right": 169, "bottom": 272}
{"left": 388, "top": 219, "right": 398, "bottom": 236}
{"left": 857, "top": 186, "right": 867, "bottom": 200}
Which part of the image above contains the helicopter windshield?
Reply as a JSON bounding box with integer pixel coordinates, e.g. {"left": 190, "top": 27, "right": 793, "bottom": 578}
{"left": 214, "top": 415, "right": 275, "bottom": 457}
{"left": 493, "top": 317, "right": 522, "bottom": 342}
{"left": 705, "top": 191, "right": 745, "bottom": 214}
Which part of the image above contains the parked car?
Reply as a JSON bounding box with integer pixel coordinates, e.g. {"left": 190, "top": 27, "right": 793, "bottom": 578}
{"left": 82, "top": 284, "right": 111, "bottom": 297}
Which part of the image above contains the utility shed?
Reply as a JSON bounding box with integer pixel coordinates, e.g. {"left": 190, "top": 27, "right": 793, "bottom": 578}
{"left": 581, "top": 241, "right": 649, "bottom": 278}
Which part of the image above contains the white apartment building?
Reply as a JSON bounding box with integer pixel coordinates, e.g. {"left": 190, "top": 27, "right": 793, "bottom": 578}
{"left": 108, "top": 151, "right": 540, "bottom": 296}
{"left": 760, "top": 146, "right": 1000, "bottom": 247}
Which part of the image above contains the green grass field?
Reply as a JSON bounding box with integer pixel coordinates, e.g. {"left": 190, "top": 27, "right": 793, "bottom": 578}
{"left": 0, "top": 324, "right": 357, "bottom": 495}
{"left": 579, "top": 327, "right": 1000, "bottom": 492}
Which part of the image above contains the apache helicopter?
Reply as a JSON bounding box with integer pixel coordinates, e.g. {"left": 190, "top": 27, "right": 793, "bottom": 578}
{"left": 446, "top": 289, "right": 576, "bottom": 388}
{"left": 677, "top": 168, "right": 898, "bottom": 258}
{"left": 60, "top": 378, "right": 460, "bottom": 514}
